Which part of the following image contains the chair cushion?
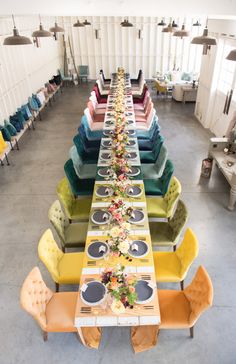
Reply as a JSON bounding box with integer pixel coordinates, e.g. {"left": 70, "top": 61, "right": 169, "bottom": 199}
{"left": 142, "top": 164, "right": 162, "bottom": 179}
{"left": 140, "top": 151, "right": 156, "bottom": 163}
{"left": 158, "top": 290, "right": 191, "bottom": 328}
{"left": 58, "top": 252, "right": 83, "bottom": 284}
{"left": 65, "top": 222, "right": 88, "bottom": 247}
{"left": 153, "top": 252, "right": 181, "bottom": 282}
{"left": 146, "top": 197, "right": 168, "bottom": 218}
{"left": 144, "top": 179, "right": 162, "bottom": 196}
{"left": 46, "top": 292, "right": 77, "bottom": 332}
{"left": 149, "top": 222, "right": 174, "bottom": 246}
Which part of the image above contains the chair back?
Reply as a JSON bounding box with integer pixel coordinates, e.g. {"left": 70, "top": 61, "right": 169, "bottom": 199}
{"left": 70, "top": 145, "right": 84, "bottom": 178}
{"left": 154, "top": 144, "right": 168, "bottom": 177}
{"left": 56, "top": 177, "right": 75, "bottom": 220}
{"left": 20, "top": 267, "right": 53, "bottom": 331}
{"left": 0, "top": 131, "right": 8, "bottom": 153}
{"left": 87, "top": 101, "right": 95, "bottom": 119}
{"left": 164, "top": 176, "right": 182, "bottom": 218}
{"left": 79, "top": 65, "right": 89, "bottom": 76}
{"left": 84, "top": 107, "right": 93, "bottom": 128}
{"left": 159, "top": 159, "right": 174, "bottom": 195}
{"left": 146, "top": 107, "right": 156, "bottom": 129}
{"left": 155, "top": 80, "right": 167, "bottom": 93}
{"left": 152, "top": 134, "right": 164, "bottom": 160}
{"left": 38, "top": 229, "right": 63, "bottom": 282}
{"left": 48, "top": 200, "right": 69, "bottom": 247}
{"left": 64, "top": 159, "right": 80, "bottom": 196}
{"left": 176, "top": 228, "right": 199, "bottom": 278}
{"left": 184, "top": 265, "right": 213, "bottom": 325}
{"left": 169, "top": 200, "right": 188, "bottom": 241}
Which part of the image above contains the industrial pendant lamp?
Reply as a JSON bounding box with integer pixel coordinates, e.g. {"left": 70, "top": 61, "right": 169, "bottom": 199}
{"left": 73, "top": 19, "right": 85, "bottom": 27}
{"left": 121, "top": 18, "right": 133, "bottom": 27}
{"left": 191, "top": 26, "right": 217, "bottom": 46}
{"left": 83, "top": 19, "right": 91, "bottom": 25}
{"left": 4, "top": 15, "right": 32, "bottom": 45}
{"left": 157, "top": 19, "right": 166, "bottom": 26}
{"left": 32, "top": 15, "right": 52, "bottom": 37}
{"left": 171, "top": 20, "right": 178, "bottom": 28}
{"left": 50, "top": 21, "right": 64, "bottom": 33}
{"left": 193, "top": 20, "right": 201, "bottom": 26}
{"left": 226, "top": 49, "right": 236, "bottom": 61}
{"left": 173, "top": 24, "right": 189, "bottom": 38}
{"left": 162, "top": 23, "right": 173, "bottom": 33}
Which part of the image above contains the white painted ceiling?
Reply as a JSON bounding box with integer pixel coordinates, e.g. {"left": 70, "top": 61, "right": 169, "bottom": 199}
{"left": 0, "top": 0, "right": 236, "bottom": 17}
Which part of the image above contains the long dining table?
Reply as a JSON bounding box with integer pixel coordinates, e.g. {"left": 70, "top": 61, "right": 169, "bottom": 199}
{"left": 74, "top": 70, "right": 160, "bottom": 353}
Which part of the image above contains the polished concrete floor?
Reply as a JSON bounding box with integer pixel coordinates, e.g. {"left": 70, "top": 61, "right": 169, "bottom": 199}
{"left": 0, "top": 84, "right": 235, "bottom": 364}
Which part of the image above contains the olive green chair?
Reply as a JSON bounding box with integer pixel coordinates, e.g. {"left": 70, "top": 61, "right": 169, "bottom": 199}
{"left": 56, "top": 177, "right": 92, "bottom": 222}
{"left": 149, "top": 200, "right": 188, "bottom": 250}
{"left": 147, "top": 176, "right": 181, "bottom": 219}
{"left": 48, "top": 200, "right": 88, "bottom": 252}
{"left": 141, "top": 145, "right": 168, "bottom": 179}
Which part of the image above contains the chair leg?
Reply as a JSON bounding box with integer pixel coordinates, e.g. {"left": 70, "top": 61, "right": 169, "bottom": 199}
{"left": 16, "top": 139, "right": 20, "bottom": 150}
{"left": 39, "top": 111, "right": 42, "bottom": 121}
{"left": 173, "top": 245, "right": 176, "bottom": 252}
{"left": 55, "top": 282, "right": 59, "bottom": 292}
{"left": 43, "top": 331, "right": 48, "bottom": 341}
{"left": 180, "top": 280, "right": 184, "bottom": 290}
{"left": 190, "top": 326, "right": 194, "bottom": 338}
{"left": 5, "top": 154, "right": 10, "bottom": 165}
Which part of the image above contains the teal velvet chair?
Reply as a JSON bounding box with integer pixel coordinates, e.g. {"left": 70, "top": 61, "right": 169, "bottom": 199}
{"left": 78, "top": 65, "right": 89, "bottom": 83}
{"left": 144, "top": 159, "right": 174, "bottom": 196}
{"left": 64, "top": 159, "right": 95, "bottom": 196}
{"left": 140, "top": 134, "right": 164, "bottom": 163}
{"left": 73, "top": 134, "right": 98, "bottom": 164}
{"left": 149, "top": 200, "right": 188, "bottom": 250}
{"left": 142, "top": 145, "right": 168, "bottom": 179}
{"left": 69, "top": 146, "right": 97, "bottom": 179}
{"left": 81, "top": 115, "right": 103, "bottom": 141}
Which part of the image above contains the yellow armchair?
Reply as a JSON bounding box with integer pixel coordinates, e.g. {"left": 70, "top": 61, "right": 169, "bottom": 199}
{"left": 158, "top": 265, "right": 213, "bottom": 338}
{"left": 0, "top": 131, "right": 9, "bottom": 166}
{"left": 38, "top": 229, "right": 84, "bottom": 291}
{"left": 153, "top": 228, "right": 199, "bottom": 289}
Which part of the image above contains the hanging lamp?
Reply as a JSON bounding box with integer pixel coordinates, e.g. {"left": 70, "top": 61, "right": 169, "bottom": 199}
{"left": 83, "top": 19, "right": 91, "bottom": 26}
{"left": 193, "top": 20, "right": 201, "bottom": 26}
{"left": 226, "top": 49, "right": 236, "bottom": 61}
{"left": 121, "top": 19, "right": 133, "bottom": 27}
{"left": 162, "top": 23, "right": 173, "bottom": 33}
{"left": 173, "top": 24, "right": 189, "bottom": 38}
{"left": 4, "top": 15, "right": 32, "bottom": 45}
{"left": 73, "top": 19, "right": 85, "bottom": 27}
{"left": 157, "top": 19, "right": 166, "bottom": 26}
{"left": 50, "top": 22, "right": 64, "bottom": 33}
{"left": 32, "top": 15, "right": 52, "bottom": 37}
{"left": 191, "top": 26, "right": 217, "bottom": 46}
{"left": 172, "top": 20, "right": 178, "bottom": 28}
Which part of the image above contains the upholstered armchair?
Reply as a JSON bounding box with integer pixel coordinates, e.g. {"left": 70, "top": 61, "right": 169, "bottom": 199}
{"left": 153, "top": 228, "right": 199, "bottom": 289}
{"left": 64, "top": 159, "right": 95, "bottom": 196}
{"left": 69, "top": 146, "right": 97, "bottom": 179}
{"left": 144, "top": 159, "right": 174, "bottom": 196}
{"left": 158, "top": 265, "right": 213, "bottom": 338}
{"left": 142, "top": 145, "right": 168, "bottom": 179}
{"left": 56, "top": 177, "right": 92, "bottom": 221}
{"left": 38, "top": 229, "right": 84, "bottom": 291}
{"left": 48, "top": 200, "right": 87, "bottom": 251}
{"left": 147, "top": 176, "right": 181, "bottom": 219}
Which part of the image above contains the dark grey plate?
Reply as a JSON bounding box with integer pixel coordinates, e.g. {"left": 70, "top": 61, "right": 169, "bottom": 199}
{"left": 126, "top": 186, "right": 142, "bottom": 197}
{"left": 128, "top": 240, "right": 149, "bottom": 258}
{"left": 125, "top": 112, "right": 133, "bottom": 116}
{"left": 98, "top": 167, "right": 111, "bottom": 177}
{"left": 91, "top": 210, "right": 111, "bottom": 225}
{"left": 105, "top": 120, "right": 114, "bottom": 126}
{"left": 87, "top": 241, "right": 109, "bottom": 259}
{"left": 103, "top": 130, "right": 113, "bottom": 137}
{"left": 135, "top": 280, "right": 154, "bottom": 304}
{"left": 127, "top": 167, "right": 140, "bottom": 177}
{"left": 96, "top": 186, "right": 113, "bottom": 197}
{"left": 128, "top": 210, "right": 145, "bottom": 224}
{"left": 81, "top": 281, "right": 106, "bottom": 305}
{"left": 126, "top": 152, "right": 138, "bottom": 160}
{"left": 126, "top": 130, "right": 136, "bottom": 136}
{"left": 101, "top": 139, "right": 112, "bottom": 148}
{"left": 127, "top": 140, "right": 136, "bottom": 147}
{"left": 101, "top": 152, "right": 112, "bottom": 160}
{"left": 128, "top": 120, "right": 134, "bottom": 125}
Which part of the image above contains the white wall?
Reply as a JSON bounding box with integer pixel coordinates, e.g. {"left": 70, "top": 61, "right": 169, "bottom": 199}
{"left": 63, "top": 16, "right": 204, "bottom": 79}
{"left": 0, "top": 16, "right": 63, "bottom": 125}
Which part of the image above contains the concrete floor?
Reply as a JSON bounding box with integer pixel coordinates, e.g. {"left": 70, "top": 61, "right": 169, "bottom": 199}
{"left": 0, "top": 84, "right": 235, "bottom": 364}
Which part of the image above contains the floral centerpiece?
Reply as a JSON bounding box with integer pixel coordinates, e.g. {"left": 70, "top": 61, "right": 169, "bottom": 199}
{"left": 109, "top": 156, "right": 131, "bottom": 176}
{"left": 101, "top": 265, "right": 137, "bottom": 314}
{"left": 111, "top": 173, "right": 131, "bottom": 197}
{"left": 107, "top": 222, "right": 132, "bottom": 257}
{"left": 107, "top": 198, "right": 133, "bottom": 225}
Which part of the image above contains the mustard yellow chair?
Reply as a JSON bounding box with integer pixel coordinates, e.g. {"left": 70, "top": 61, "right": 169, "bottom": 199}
{"left": 155, "top": 80, "right": 168, "bottom": 96}
{"left": 48, "top": 200, "right": 87, "bottom": 252}
{"left": 0, "top": 131, "right": 10, "bottom": 166}
{"left": 153, "top": 228, "right": 199, "bottom": 289}
{"left": 56, "top": 177, "right": 92, "bottom": 222}
{"left": 20, "top": 266, "right": 77, "bottom": 341}
{"left": 147, "top": 176, "right": 181, "bottom": 219}
{"left": 38, "top": 229, "right": 84, "bottom": 291}
{"left": 158, "top": 265, "right": 213, "bottom": 338}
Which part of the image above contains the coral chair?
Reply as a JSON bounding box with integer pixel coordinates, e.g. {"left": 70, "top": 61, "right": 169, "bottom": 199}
{"left": 64, "top": 159, "right": 95, "bottom": 196}
{"left": 147, "top": 176, "right": 181, "bottom": 219}
{"left": 38, "top": 229, "right": 84, "bottom": 291}
{"left": 87, "top": 100, "right": 105, "bottom": 122}
{"left": 56, "top": 177, "right": 92, "bottom": 222}
{"left": 20, "top": 266, "right": 78, "bottom": 341}
{"left": 153, "top": 228, "right": 199, "bottom": 289}
{"left": 48, "top": 200, "right": 87, "bottom": 251}
{"left": 142, "top": 145, "right": 168, "bottom": 179}
{"left": 144, "top": 159, "right": 174, "bottom": 196}
{"left": 84, "top": 107, "right": 104, "bottom": 131}
{"left": 150, "top": 200, "right": 188, "bottom": 250}
{"left": 158, "top": 265, "right": 213, "bottom": 338}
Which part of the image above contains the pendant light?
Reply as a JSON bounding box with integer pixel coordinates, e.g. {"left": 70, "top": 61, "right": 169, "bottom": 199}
{"left": 157, "top": 19, "right": 166, "bottom": 26}
{"left": 172, "top": 20, "right": 178, "bottom": 28}
{"left": 226, "top": 49, "right": 236, "bottom": 61}
{"left": 73, "top": 19, "right": 85, "bottom": 27}
{"left": 4, "top": 15, "right": 32, "bottom": 45}
{"left": 83, "top": 19, "right": 91, "bottom": 26}
{"left": 32, "top": 15, "right": 52, "bottom": 37}
{"left": 162, "top": 23, "right": 173, "bottom": 33}
{"left": 121, "top": 19, "right": 133, "bottom": 27}
{"left": 50, "top": 21, "right": 64, "bottom": 33}
{"left": 193, "top": 20, "right": 201, "bottom": 26}
{"left": 191, "top": 26, "right": 217, "bottom": 46}
{"left": 173, "top": 24, "right": 189, "bottom": 38}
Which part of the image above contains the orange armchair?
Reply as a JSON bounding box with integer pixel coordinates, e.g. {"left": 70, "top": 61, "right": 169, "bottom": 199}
{"left": 158, "top": 265, "right": 213, "bottom": 338}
